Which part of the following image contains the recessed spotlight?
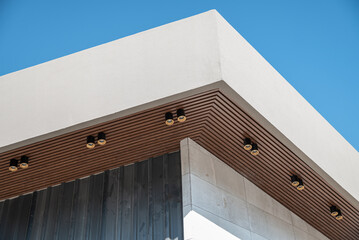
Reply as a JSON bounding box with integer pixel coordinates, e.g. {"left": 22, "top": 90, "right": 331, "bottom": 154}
{"left": 19, "top": 156, "right": 29, "bottom": 169}
{"left": 86, "top": 135, "right": 96, "bottom": 149}
{"left": 335, "top": 210, "right": 343, "bottom": 220}
{"left": 9, "top": 159, "right": 18, "bottom": 172}
{"left": 165, "top": 112, "right": 174, "bottom": 126}
{"left": 297, "top": 179, "right": 305, "bottom": 191}
{"left": 177, "top": 109, "right": 186, "bottom": 122}
{"left": 97, "top": 132, "right": 106, "bottom": 146}
{"left": 330, "top": 206, "right": 339, "bottom": 217}
{"left": 243, "top": 138, "right": 252, "bottom": 151}
{"left": 291, "top": 175, "right": 300, "bottom": 187}
{"left": 251, "top": 143, "right": 259, "bottom": 155}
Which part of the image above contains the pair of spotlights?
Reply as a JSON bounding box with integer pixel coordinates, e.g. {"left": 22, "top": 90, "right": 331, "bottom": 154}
{"left": 290, "top": 175, "right": 305, "bottom": 191}
{"left": 330, "top": 206, "right": 343, "bottom": 220}
{"left": 9, "top": 156, "right": 29, "bottom": 172}
{"left": 86, "top": 132, "right": 106, "bottom": 149}
{"left": 243, "top": 138, "right": 259, "bottom": 156}
{"left": 165, "top": 109, "right": 186, "bottom": 126}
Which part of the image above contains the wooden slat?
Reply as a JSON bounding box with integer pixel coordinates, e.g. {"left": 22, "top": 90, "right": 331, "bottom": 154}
{"left": 0, "top": 89, "right": 358, "bottom": 239}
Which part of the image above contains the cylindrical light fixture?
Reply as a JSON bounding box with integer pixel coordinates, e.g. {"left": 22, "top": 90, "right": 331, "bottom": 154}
{"left": 330, "top": 206, "right": 339, "bottom": 217}
{"left": 243, "top": 138, "right": 252, "bottom": 151}
{"left": 335, "top": 210, "right": 343, "bottom": 220}
{"left": 291, "top": 175, "right": 300, "bottom": 187}
{"left": 297, "top": 179, "right": 305, "bottom": 191}
{"left": 251, "top": 143, "right": 259, "bottom": 155}
{"left": 86, "top": 135, "right": 96, "bottom": 149}
{"left": 97, "top": 132, "right": 106, "bottom": 146}
{"left": 176, "top": 109, "right": 186, "bottom": 123}
{"left": 19, "top": 155, "right": 29, "bottom": 169}
{"left": 9, "top": 158, "right": 18, "bottom": 172}
{"left": 165, "top": 112, "right": 174, "bottom": 126}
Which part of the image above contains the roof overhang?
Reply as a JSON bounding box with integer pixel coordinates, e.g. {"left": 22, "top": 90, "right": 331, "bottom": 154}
{"left": 0, "top": 10, "right": 358, "bottom": 239}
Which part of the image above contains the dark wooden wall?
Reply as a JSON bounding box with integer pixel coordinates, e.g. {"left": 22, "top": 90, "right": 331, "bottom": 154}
{"left": 0, "top": 152, "right": 183, "bottom": 240}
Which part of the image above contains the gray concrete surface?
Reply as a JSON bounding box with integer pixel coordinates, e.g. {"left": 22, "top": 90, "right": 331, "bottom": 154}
{"left": 181, "top": 138, "right": 329, "bottom": 240}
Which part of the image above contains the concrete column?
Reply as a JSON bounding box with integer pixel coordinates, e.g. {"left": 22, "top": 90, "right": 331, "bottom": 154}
{"left": 180, "top": 138, "right": 329, "bottom": 240}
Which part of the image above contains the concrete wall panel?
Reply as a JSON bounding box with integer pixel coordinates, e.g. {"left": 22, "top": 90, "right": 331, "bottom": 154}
{"left": 181, "top": 138, "right": 329, "bottom": 240}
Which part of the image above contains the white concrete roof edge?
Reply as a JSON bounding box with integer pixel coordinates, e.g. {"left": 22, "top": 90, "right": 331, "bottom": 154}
{"left": 212, "top": 11, "right": 359, "bottom": 203}
{"left": 1, "top": 10, "right": 358, "bottom": 205}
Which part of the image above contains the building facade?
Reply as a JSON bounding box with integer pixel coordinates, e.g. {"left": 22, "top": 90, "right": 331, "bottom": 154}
{"left": 0, "top": 10, "right": 358, "bottom": 240}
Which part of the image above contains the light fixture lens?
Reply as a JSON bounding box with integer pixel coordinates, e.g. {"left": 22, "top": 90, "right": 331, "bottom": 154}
{"left": 9, "top": 159, "right": 18, "bottom": 172}
{"left": 165, "top": 112, "right": 174, "bottom": 126}
{"left": 166, "top": 119, "right": 174, "bottom": 125}
{"left": 335, "top": 210, "right": 343, "bottom": 220}
{"left": 87, "top": 135, "right": 96, "bottom": 149}
{"left": 97, "top": 132, "right": 106, "bottom": 146}
{"left": 251, "top": 143, "right": 259, "bottom": 155}
{"left": 297, "top": 179, "right": 304, "bottom": 191}
{"left": 330, "top": 206, "right": 339, "bottom": 217}
{"left": 243, "top": 138, "right": 252, "bottom": 151}
{"left": 177, "top": 109, "right": 186, "bottom": 122}
{"left": 291, "top": 175, "right": 300, "bottom": 187}
{"left": 20, "top": 163, "right": 28, "bottom": 169}
{"left": 20, "top": 156, "right": 29, "bottom": 169}
{"left": 9, "top": 166, "right": 18, "bottom": 172}
{"left": 178, "top": 116, "right": 186, "bottom": 122}
{"left": 87, "top": 143, "right": 95, "bottom": 149}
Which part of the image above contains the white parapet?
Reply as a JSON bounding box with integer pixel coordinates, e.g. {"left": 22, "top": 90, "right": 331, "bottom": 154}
{"left": 0, "top": 10, "right": 358, "bottom": 205}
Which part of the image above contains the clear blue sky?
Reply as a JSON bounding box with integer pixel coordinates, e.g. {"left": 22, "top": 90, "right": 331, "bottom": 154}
{"left": 1, "top": 0, "right": 358, "bottom": 151}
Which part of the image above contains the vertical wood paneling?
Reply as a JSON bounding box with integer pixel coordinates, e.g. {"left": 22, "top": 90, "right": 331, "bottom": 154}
{"left": 43, "top": 186, "right": 61, "bottom": 239}
{"left": 56, "top": 181, "right": 75, "bottom": 240}
{"left": 6, "top": 196, "right": 21, "bottom": 239}
{"left": 120, "top": 164, "right": 135, "bottom": 240}
{"left": 0, "top": 200, "right": 10, "bottom": 239}
{"left": 86, "top": 173, "right": 104, "bottom": 240}
{"left": 136, "top": 160, "right": 149, "bottom": 240}
{"left": 152, "top": 155, "right": 165, "bottom": 240}
{"left": 25, "top": 192, "right": 37, "bottom": 240}
{"left": 73, "top": 177, "right": 90, "bottom": 240}
{"left": 28, "top": 189, "right": 47, "bottom": 240}
{"left": 101, "top": 168, "right": 119, "bottom": 240}
{"left": 167, "top": 151, "right": 183, "bottom": 240}
{"left": 0, "top": 152, "right": 183, "bottom": 240}
{"left": 14, "top": 194, "right": 32, "bottom": 240}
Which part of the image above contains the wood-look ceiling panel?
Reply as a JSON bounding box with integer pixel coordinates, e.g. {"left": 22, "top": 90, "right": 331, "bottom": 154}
{"left": 0, "top": 89, "right": 357, "bottom": 239}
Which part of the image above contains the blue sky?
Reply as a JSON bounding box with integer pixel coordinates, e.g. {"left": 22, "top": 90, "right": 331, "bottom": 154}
{"left": 1, "top": 0, "right": 358, "bottom": 150}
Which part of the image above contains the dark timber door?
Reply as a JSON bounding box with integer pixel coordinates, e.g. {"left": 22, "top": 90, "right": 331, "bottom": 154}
{"left": 0, "top": 151, "right": 183, "bottom": 240}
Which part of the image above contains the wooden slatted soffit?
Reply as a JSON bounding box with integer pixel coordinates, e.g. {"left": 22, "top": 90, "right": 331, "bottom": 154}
{"left": 0, "top": 89, "right": 358, "bottom": 239}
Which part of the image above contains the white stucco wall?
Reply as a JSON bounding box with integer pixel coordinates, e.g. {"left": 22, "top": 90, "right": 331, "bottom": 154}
{"left": 181, "top": 138, "right": 329, "bottom": 240}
